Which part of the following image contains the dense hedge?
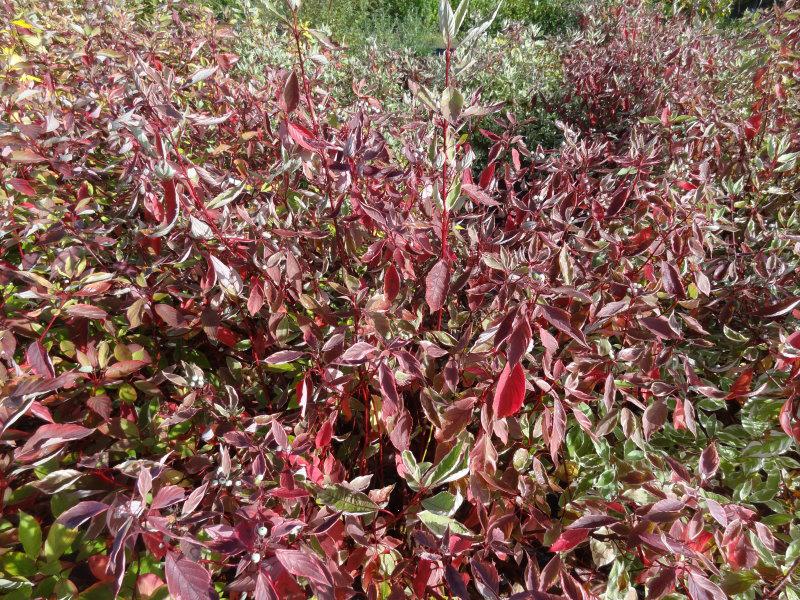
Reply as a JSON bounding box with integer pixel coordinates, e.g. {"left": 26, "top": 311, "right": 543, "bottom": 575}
{"left": 1, "top": 0, "right": 800, "bottom": 599}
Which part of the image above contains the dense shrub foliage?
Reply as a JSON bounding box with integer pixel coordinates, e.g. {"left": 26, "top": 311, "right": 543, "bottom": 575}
{"left": 1, "top": 0, "right": 800, "bottom": 599}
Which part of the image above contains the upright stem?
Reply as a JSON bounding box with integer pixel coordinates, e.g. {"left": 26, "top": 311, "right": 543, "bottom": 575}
{"left": 291, "top": 11, "right": 318, "bottom": 134}
{"left": 290, "top": 9, "right": 343, "bottom": 260}
{"left": 436, "top": 42, "right": 453, "bottom": 330}
{"left": 440, "top": 42, "right": 452, "bottom": 263}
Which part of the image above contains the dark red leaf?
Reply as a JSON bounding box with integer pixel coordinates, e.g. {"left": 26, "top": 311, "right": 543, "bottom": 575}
{"left": 26, "top": 341, "right": 55, "bottom": 379}
{"left": 444, "top": 565, "right": 470, "bottom": 600}
{"left": 425, "top": 259, "right": 450, "bottom": 314}
{"left": 756, "top": 297, "right": 800, "bottom": 319}
{"left": 660, "top": 260, "right": 685, "bottom": 299}
{"left": 506, "top": 315, "right": 531, "bottom": 366}
{"left": 282, "top": 70, "right": 300, "bottom": 113}
{"left": 56, "top": 501, "right": 109, "bottom": 528}
{"left": 540, "top": 305, "right": 588, "bottom": 348}
{"left": 699, "top": 442, "right": 719, "bottom": 479}
{"left": 165, "top": 553, "right": 212, "bottom": 600}
{"left": 647, "top": 568, "right": 676, "bottom": 600}
{"left": 640, "top": 315, "right": 680, "bottom": 340}
{"left": 384, "top": 264, "right": 401, "bottom": 303}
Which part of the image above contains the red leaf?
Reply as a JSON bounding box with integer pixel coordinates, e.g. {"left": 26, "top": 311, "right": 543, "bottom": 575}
{"left": 686, "top": 571, "right": 726, "bottom": 600}
{"left": 26, "top": 341, "right": 55, "bottom": 379}
{"left": 478, "top": 162, "right": 496, "bottom": 188}
{"left": 660, "top": 105, "right": 671, "bottom": 126}
{"left": 384, "top": 264, "right": 401, "bottom": 303}
{"left": 389, "top": 409, "right": 412, "bottom": 451}
{"left": 743, "top": 112, "right": 762, "bottom": 140}
{"left": 165, "top": 553, "right": 212, "bottom": 600}
{"left": 87, "top": 395, "right": 112, "bottom": 420}
{"left": 492, "top": 362, "right": 526, "bottom": 419}
{"left": 10, "top": 149, "right": 46, "bottom": 163}
{"left": 461, "top": 183, "right": 499, "bottom": 206}
{"left": 288, "top": 121, "right": 317, "bottom": 151}
{"left": 105, "top": 360, "right": 149, "bottom": 380}
{"left": 248, "top": 278, "right": 265, "bottom": 315}
{"left": 181, "top": 483, "right": 209, "bottom": 516}
{"left": 725, "top": 531, "right": 757, "bottom": 570}
{"left": 647, "top": 568, "right": 677, "bottom": 600}
{"left": 780, "top": 399, "right": 800, "bottom": 442}
{"left": 506, "top": 315, "right": 531, "bottom": 366}
{"left": 596, "top": 300, "right": 629, "bottom": 320}
{"left": 274, "top": 548, "right": 332, "bottom": 586}
{"left": 9, "top": 178, "right": 36, "bottom": 196}
{"left": 338, "top": 342, "right": 376, "bottom": 365}
{"left": 66, "top": 303, "right": 108, "bottom": 320}
{"left": 16, "top": 423, "right": 94, "bottom": 463}
{"left": 699, "top": 441, "right": 719, "bottom": 480}
{"left": 726, "top": 369, "right": 753, "bottom": 401}
{"left": 444, "top": 564, "right": 470, "bottom": 600}
{"left": 756, "top": 296, "right": 800, "bottom": 319}
{"left": 151, "top": 485, "right": 186, "bottom": 510}
{"left": 549, "top": 398, "right": 566, "bottom": 464}
{"left": 378, "top": 362, "right": 401, "bottom": 417}
{"left": 315, "top": 419, "right": 333, "bottom": 447}
{"left": 264, "top": 350, "right": 306, "bottom": 364}
{"left": 550, "top": 528, "right": 590, "bottom": 552}
{"left": 215, "top": 326, "right": 238, "bottom": 348}
{"left": 643, "top": 399, "right": 667, "bottom": 440}
{"left": 425, "top": 259, "right": 450, "bottom": 313}
{"left": 640, "top": 315, "right": 680, "bottom": 340}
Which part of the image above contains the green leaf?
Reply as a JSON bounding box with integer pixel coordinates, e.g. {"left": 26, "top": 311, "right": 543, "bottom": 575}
{"left": 453, "top": 0, "right": 470, "bottom": 35}
{"left": 421, "top": 490, "right": 462, "bottom": 516}
{"left": 1, "top": 581, "right": 32, "bottom": 600}
{"left": 0, "top": 579, "right": 32, "bottom": 593}
{"left": 722, "top": 324, "right": 748, "bottom": 343}
{"left": 206, "top": 184, "right": 245, "bottom": 210}
{"left": 423, "top": 441, "right": 469, "bottom": 488}
{"left": 18, "top": 513, "right": 41, "bottom": 559}
{"left": 440, "top": 87, "right": 464, "bottom": 123}
{"left": 43, "top": 523, "right": 77, "bottom": 562}
{"left": 401, "top": 450, "right": 421, "bottom": 490}
{"left": 438, "top": 0, "right": 455, "bottom": 43}
{"left": 559, "top": 245, "right": 573, "bottom": 285}
{"left": 418, "top": 510, "right": 474, "bottom": 537}
{"left": 0, "top": 553, "right": 37, "bottom": 578}
{"left": 720, "top": 570, "right": 758, "bottom": 595}
{"left": 317, "top": 484, "right": 379, "bottom": 516}
{"left": 458, "top": 1, "right": 502, "bottom": 51}
{"left": 445, "top": 178, "right": 461, "bottom": 211}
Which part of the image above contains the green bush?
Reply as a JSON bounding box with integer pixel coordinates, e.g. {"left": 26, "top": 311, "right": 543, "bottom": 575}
{"left": 657, "top": 0, "right": 735, "bottom": 19}
{"left": 472, "top": 0, "right": 581, "bottom": 33}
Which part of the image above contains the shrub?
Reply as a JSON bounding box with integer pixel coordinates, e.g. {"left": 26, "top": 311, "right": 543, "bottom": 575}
{"left": 473, "top": 0, "right": 582, "bottom": 32}
{"left": 1, "top": 0, "right": 800, "bottom": 599}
